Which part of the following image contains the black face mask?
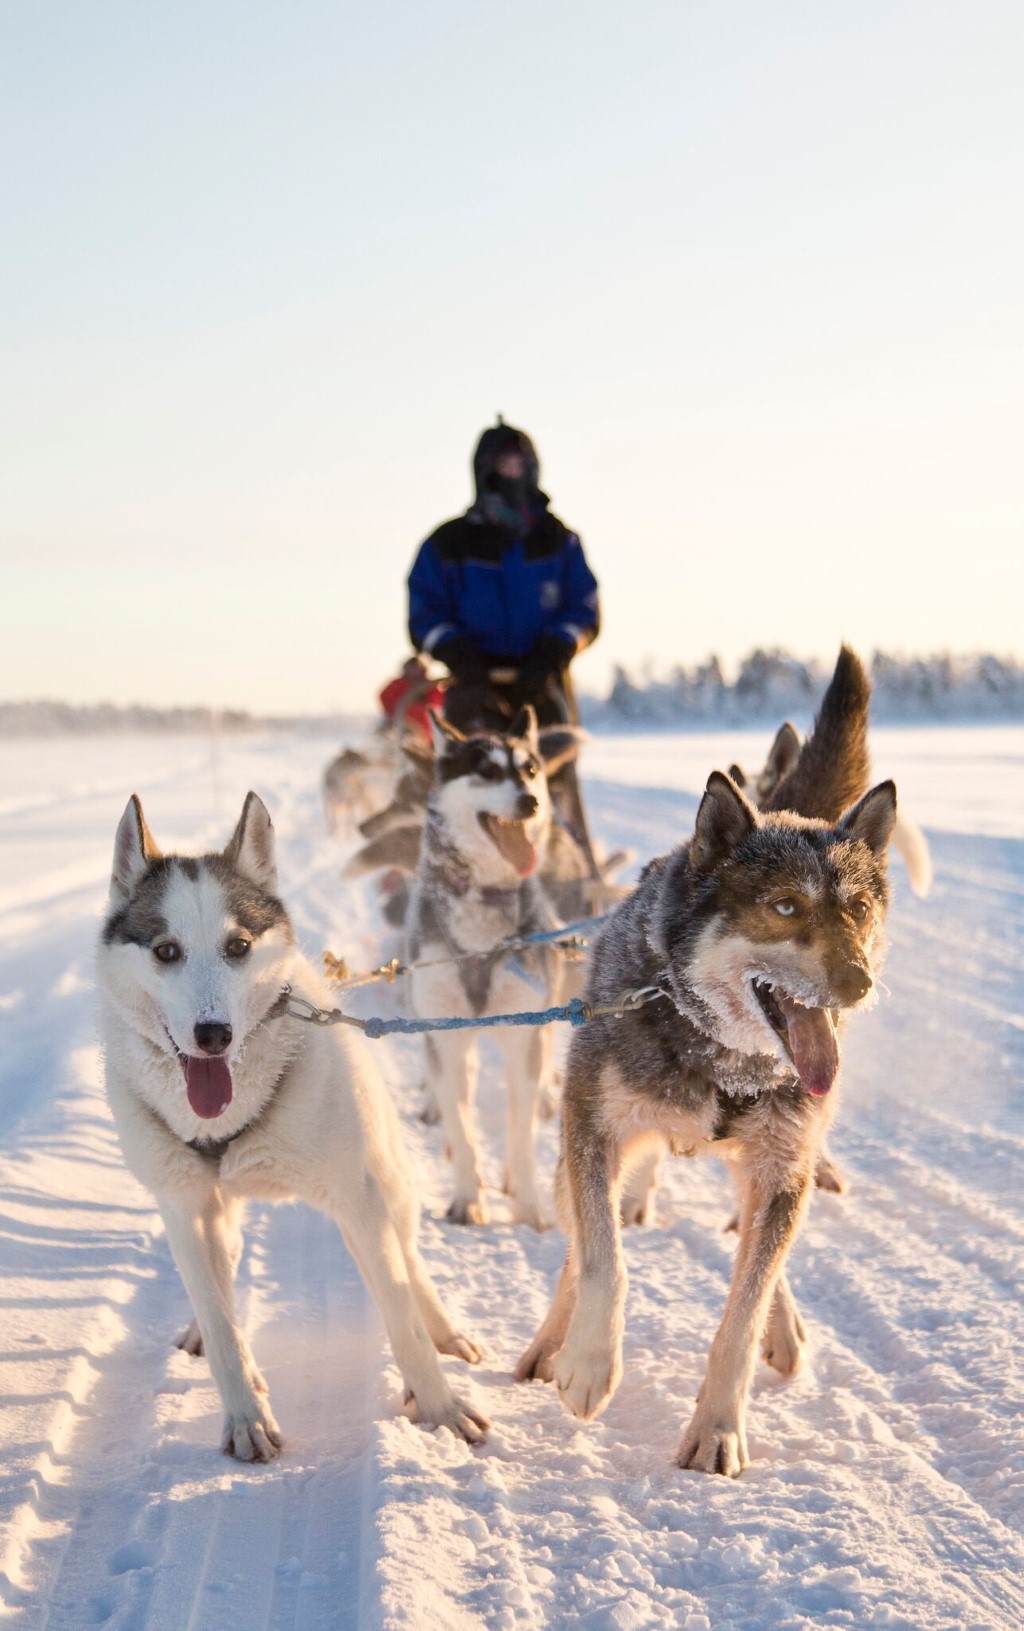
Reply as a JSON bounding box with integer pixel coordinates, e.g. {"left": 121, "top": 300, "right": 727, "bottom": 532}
{"left": 489, "top": 472, "right": 530, "bottom": 511}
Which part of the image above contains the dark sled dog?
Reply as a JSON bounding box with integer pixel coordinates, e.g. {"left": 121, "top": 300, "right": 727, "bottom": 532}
{"left": 516, "top": 647, "right": 897, "bottom": 1475}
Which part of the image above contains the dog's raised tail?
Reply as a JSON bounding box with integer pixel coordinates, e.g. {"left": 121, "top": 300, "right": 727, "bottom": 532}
{"left": 765, "top": 645, "right": 871, "bottom": 823}
{"left": 892, "top": 813, "right": 933, "bottom": 897}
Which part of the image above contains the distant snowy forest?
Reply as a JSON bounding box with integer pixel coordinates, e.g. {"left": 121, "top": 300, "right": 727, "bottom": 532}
{"left": 3, "top": 650, "right": 1024, "bottom": 735}
{"left": 582, "top": 648, "right": 1024, "bottom": 727}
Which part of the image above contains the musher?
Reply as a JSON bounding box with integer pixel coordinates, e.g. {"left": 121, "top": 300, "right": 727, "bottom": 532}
{"left": 406, "top": 419, "right": 600, "bottom": 734}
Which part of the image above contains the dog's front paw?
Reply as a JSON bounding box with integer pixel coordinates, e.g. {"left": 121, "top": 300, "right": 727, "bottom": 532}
{"left": 677, "top": 1412, "right": 748, "bottom": 1477}
{"left": 407, "top": 1390, "right": 489, "bottom": 1444}
{"left": 221, "top": 1402, "right": 283, "bottom": 1463}
{"left": 553, "top": 1338, "right": 620, "bottom": 1421}
{"left": 446, "top": 1195, "right": 488, "bottom": 1226}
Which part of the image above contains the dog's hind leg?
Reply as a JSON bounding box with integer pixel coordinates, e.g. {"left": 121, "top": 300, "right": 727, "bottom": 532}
{"left": 677, "top": 1165, "right": 811, "bottom": 1477}
{"left": 619, "top": 1138, "right": 663, "bottom": 1226}
{"left": 814, "top": 1146, "right": 845, "bottom": 1194}
{"left": 426, "top": 1032, "right": 488, "bottom": 1225}
{"left": 501, "top": 1028, "right": 548, "bottom": 1231}
{"left": 515, "top": 1255, "right": 578, "bottom": 1383}
{"left": 377, "top": 1151, "right": 483, "bottom": 1365}
{"left": 160, "top": 1195, "right": 282, "bottom": 1463}
{"left": 761, "top": 1270, "right": 807, "bottom": 1377}
{"left": 175, "top": 1194, "right": 248, "bottom": 1361}
{"left": 334, "top": 1173, "right": 488, "bottom": 1443}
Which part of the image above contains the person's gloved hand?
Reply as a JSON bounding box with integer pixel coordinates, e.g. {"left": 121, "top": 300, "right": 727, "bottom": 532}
{"left": 518, "top": 634, "right": 574, "bottom": 699}
{"left": 434, "top": 636, "right": 492, "bottom": 686}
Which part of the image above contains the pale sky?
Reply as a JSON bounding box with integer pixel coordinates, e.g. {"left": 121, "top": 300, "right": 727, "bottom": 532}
{"left": 2, "top": 1, "right": 1021, "bottom": 714}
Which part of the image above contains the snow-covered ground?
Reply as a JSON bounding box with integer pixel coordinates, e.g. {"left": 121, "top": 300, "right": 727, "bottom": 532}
{"left": 1, "top": 725, "right": 1021, "bottom": 1630}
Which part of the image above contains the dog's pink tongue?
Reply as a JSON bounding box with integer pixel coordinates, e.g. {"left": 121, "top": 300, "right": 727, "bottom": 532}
{"left": 777, "top": 998, "right": 840, "bottom": 1097}
{"left": 182, "top": 1056, "right": 233, "bottom": 1119}
{"left": 489, "top": 819, "right": 538, "bottom": 877}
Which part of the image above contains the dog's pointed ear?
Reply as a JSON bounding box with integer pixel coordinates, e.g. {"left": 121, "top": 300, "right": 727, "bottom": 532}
{"left": 224, "top": 792, "right": 278, "bottom": 891}
{"left": 765, "top": 722, "right": 801, "bottom": 788}
{"left": 428, "top": 708, "right": 465, "bottom": 757}
{"left": 111, "top": 795, "right": 161, "bottom": 900}
{"left": 508, "top": 704, "right": 539, "bottom": 751}
{"left": 837, "top": 780, "right": 897, "bottom": 859}
{"left": 726, "top": 764, "right": 747, "bottom": 789}
{"left": 691, "top": 771, "right": 759, "bottom": 871}
{"left": 537, "top": 722, "right": 587, "bottom": 779}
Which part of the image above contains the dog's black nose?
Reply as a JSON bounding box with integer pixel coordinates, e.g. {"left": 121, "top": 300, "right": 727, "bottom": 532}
{"left": 516, "top": 793, "right": 540, "bottom": 819}
{"left": 834, "top": 963, "right": 872, "bottom": 1003}
{"left": 194, "top": 1021, "right": 232, "bottom": 1055}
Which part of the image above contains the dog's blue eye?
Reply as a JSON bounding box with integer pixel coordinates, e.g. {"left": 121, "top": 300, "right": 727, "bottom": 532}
{"left": 153, "top": 941, "right": 182, "bottom": 964}
{"left": 773, "top": 899, "right": 798, "bottom": 917}
{"left": 225, "top": 937, "right": 251, "bottom": 959}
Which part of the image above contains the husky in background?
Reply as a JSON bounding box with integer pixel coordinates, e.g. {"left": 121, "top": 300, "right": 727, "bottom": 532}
{"left": 343, "top": 733, "right": 632, "bottom": 930}
{"left": 517, "top": 647, "right": 898, "bottom": 1476}
{"left": 322, "top": 741, "right": 404, "bottom": 835}
{"left": 408, "top": 708, "right": 581, "bottom": 1230}
{"left": 97, "top": 792, "right": 487, "bottom": 1461}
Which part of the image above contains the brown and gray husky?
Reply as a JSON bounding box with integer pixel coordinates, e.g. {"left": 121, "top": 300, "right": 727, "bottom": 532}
{"left": 516, "top": 647, "right": 897, "bottom": 1476}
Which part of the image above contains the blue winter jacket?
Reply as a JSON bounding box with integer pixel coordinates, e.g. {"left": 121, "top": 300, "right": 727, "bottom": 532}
{"left": 407, "top": 506, "right": 599, "bottom": 663}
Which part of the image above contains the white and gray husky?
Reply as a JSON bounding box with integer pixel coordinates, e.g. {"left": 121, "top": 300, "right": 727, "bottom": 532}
{"left": 407, "top": 707, "right": 581, "bottom": 1231}
{"left": 96, "top": 791, "right": 487, "bottom": 1461}
{"left": 517, "top": 648, "right": 898, "bottom": 1476}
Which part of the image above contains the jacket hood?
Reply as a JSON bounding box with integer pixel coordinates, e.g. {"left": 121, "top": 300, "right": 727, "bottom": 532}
{"left": 471, "top": 419, "right": 541, "bottom": 505}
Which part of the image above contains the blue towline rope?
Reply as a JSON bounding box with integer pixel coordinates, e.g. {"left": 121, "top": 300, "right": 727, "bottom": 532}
{"left": 283, "top": 983, "right": 669, "bottom": 1040}
{"left": 359, "top": 997, "right": 592, "bottom": 1039}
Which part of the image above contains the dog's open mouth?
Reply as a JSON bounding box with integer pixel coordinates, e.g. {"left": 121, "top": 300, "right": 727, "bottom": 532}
{"left": 161, "top": 1021, "right": 234, "bottom": 1119}
{"left": 478, "top": 813, "right": 538, "bottom": 877}
{"left": 752, "top": 980, "right": 840, "bottom": 1098}
{"left": 178, "top": 1055, "right": 234, "bottom": 1119}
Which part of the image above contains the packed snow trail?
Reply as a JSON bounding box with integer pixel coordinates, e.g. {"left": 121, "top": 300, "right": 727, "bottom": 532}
{"left": 0, "top": 728, "right": 1021, "bottom": 1629}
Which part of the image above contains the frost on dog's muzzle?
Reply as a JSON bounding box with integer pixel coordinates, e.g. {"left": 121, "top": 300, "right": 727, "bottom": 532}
{"left": 752, "top": 981, "right": 840, "bottom": 1098}
{"left": 179, "top": 1055, "right": 234, "bottom": 1119}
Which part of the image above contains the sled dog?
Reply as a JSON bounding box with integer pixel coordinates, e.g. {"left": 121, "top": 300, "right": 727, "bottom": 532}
{"left": 97, "top": 792, "right": 487, "bottom": 1461}
{"left": 322, "top": 736, "right": 408, "bottom": 835}
{"left": 517, "top": 647, "right": 897, "bottom": 1475}
{"left": 344, "top": 739, "right": 631, "bottom": 929}
{"left": 407, "top": 707, "right": 581, "bottom": 1230}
